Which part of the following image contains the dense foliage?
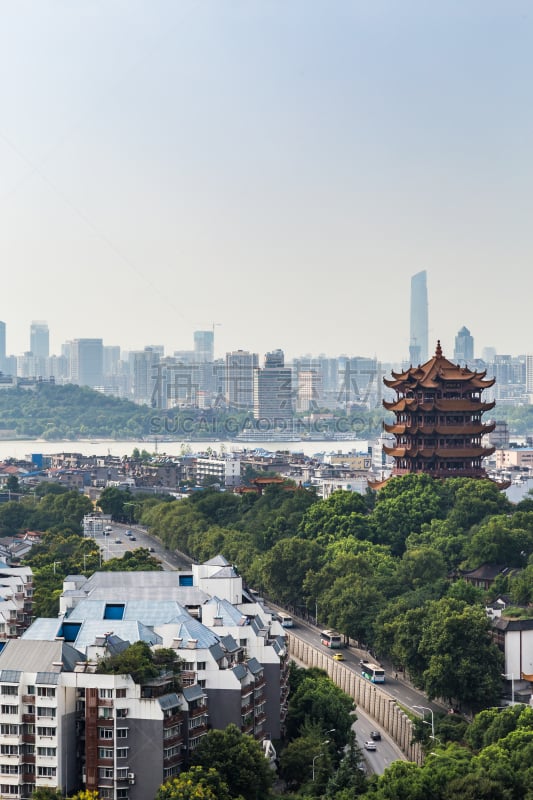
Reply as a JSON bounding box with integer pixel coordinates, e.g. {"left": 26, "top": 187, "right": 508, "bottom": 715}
{"left": 95, "top": 641, "right": 182, "bottom": 686}
{"left": 135, "top": 475, "right": 532, "bottom": 713}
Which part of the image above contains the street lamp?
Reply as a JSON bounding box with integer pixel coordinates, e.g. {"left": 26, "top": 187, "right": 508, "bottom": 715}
{"left": 312, "top": 739, "right": 330, "bottom": 780}
{"left": 412, "top": 705, "right": 435, "bottom": 740}
{"left": 502, "top": 673, "right": 515, "bottom": 706}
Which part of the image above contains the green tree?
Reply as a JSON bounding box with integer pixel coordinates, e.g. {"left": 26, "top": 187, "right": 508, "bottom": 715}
{"left": 190, "top": 724, "right": 273, "bottom": 800}
{"left": 155, "top": 766, "right": 232, "bottom": 800}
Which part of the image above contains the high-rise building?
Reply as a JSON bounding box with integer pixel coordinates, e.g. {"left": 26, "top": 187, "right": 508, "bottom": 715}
{"left": 409, "top": 270, "right": 428, "bottom": 365}
{"left": 194, "top": 330, "right": 214, "bottom": 363}
{"left": 70, "top": 338, "right": 104, "bottom": 388}
{"left": 130, "top": 347, "right": 160, "bottom": 404}
{"left": 253, "top": 350, "right": 293, "bottom": 422}
{"left": 453, "top": 326, "right": 474, "bottom": 365}
{"left": 30, "top": 320, "right": 49, "bottom": 359}
{"left": 225, "top": 350, "right": 258, "bottom": 409}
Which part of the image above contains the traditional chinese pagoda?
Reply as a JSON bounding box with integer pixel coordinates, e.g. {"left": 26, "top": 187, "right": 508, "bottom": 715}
{"left": 382, "top": 340, "right": 496, "bottom": 478}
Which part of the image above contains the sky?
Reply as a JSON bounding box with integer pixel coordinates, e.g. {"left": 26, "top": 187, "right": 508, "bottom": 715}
{"left": 1, "top": 0, "right": 532, "bottom": 363}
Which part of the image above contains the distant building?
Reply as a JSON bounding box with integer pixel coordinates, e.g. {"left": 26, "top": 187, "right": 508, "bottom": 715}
{"left": 0, "top": 321, "right": 5, "bottom": 371}
{"left": 409, "top": 270, "right": 428, "bottom": 365}
{"left": 253, "top": 350, "right": 293, "bottom": 423}
{"left": 225, "top": 351, "right": 258, "bottom": 410}
{"left": 453, "top": 326, "right": 474, "bottom": 366}
{"left": 383, "top": 340, "right": 496, "bottom": 478}
{"left": 30, "top": 321, "right": 49, "bottom": 360}
{"left": 193, "top": 331, "right": 214, "bottom": 363}
{"left": 70, "top": 339, "right": 104, "bottom": 388}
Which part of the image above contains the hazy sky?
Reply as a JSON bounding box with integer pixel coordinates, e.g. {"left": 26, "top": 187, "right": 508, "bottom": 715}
{"left": 1, "top": 1, "right": 532, "bottom": 363}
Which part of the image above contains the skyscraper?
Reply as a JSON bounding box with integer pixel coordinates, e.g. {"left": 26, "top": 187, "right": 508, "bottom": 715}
{"left": 453, "top": 326, "right": 474, "bottom": 365}
{"left": 70, "top": 339, "right": 103, "bottom": 388}
{"left": 253, "top": 350, "right": 293, "bottom": 422}
{"left": 30, "top": 320, "right": 49, "bottom": 359}
{"left": 225, "top": 350, "right": 258, "bottom": 409}
{"left": 194, "top": 330, "right": 214, "bottom": 363}
{"left": 409, "top": 271, "right": 428, "bottom": 365}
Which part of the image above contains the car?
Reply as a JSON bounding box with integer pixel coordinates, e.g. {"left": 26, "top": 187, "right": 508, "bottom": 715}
{"left": 370, "top": 731, "right": 381, "bottom": 741}
{"left": 364, "top": 741, "right": 377, "bottom": 751}
{"left": 126, "top": 530, "right": 133, "bottom": 537}
{"left": 115, "top": 538, "right": 121, "bottom": 544}
{"left": 148, "top": 547, "right": 155, "bottom": 552}
{"left": 332, "top": 652, "right": 345, "bottom": 661}
{"left": 130, "top": 536, "right": 136, "bottom": 541}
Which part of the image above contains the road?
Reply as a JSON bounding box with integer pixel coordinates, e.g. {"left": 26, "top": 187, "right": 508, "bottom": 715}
{"left": 84, "top": 522, "right": 192, "bottom": 571}
{"left": 353, "top": 706, "right": 405, "bottom": 774}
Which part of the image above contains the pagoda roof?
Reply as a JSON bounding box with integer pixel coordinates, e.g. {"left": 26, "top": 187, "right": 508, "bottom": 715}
{"left": 383, "top": 444, "right": 494, "bottom": 459}
{"left": 385, "top": 341, "right": 495, "bottom": 390}
{"left": 383, "top": 422, "right": 495, "bottom": 436}
{"left": 383, "top": 397, "right": 495, "bottom": 414}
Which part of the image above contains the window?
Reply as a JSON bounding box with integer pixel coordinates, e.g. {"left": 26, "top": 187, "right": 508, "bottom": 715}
{"left": 116, "top": 689, "right": 127, "bottom": 698}
{"left": 98, "top": 789, "right": 113, "bottom": 800}
{"left": 116, "top": 748, "right": 128, "bottom": 759}
{"left": 1, "top": 745, "right": 19, "bottom": 755}
{"left": 98, "top": 727, "right": 113, "bottom": 740}
{"left": 116, "top": 728, "right": 128, "bottom": 739}
{"left": 116, "top": 708, "right": 128, "bottom": 718}
{"left": 0, "top": 725, "right": 19, "bottom": 735}
{"left": 196, "top": 662, "right": 206, "bottom": 670}
{"left": 98, "top": 708, "right": 113, "bottom": 719}
{"left": 37, "top": 687, "right": 56, "bottom": 698}
{"left": 164, "top": 744, "right": 180, "bottom": 759}
{"left": 1, "top": 686, "right": 18, "bottom": 696}
{"left": 183, "top": 662, "right": 194, "bottom": 671}
{"left": 37, "top": 726, "right": 56, "bottom": 737}
{"left": 163, "top": 724, "right": 182, "bottom": 739}
{"left": 99, "top": 689, "right": 113, "bottom": 699}
{"left": 1, "top": 705, "right": 17, "bottom": 715}
{"left": 98, "top": 767, "right": 114, "bottom": 779}
{"left": 37, "top": 707, "right": 56, "bottom": 718}
{"left": 26, "top": 686, "right": 35, "bottom": 696}
{"left": 0, "top": 764, "right": 20, "bottom": 774}
{"left": 116, "top": 767, "right": 128, "bottom": 780}
{"left": 98, "top": 748, "right": 113, "bottom": 760}
{"left": 37, "top": 747, "right": 56, "bottom": 757}
{"left": 117, "top": 789, "right": 129, "bottom": 799}
{"left": 37, "top": 766, "right": 56, "bottom": 777}
{"left": 164, "top": 765, "right": 179, "bottom": 779}
{"left": 0, "top": 784, "right": 20, "bottom": 795}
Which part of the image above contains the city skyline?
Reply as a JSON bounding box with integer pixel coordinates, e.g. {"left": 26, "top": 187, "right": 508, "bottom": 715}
{"left": 2, "top": 2, "right": 532, "bottom": 360}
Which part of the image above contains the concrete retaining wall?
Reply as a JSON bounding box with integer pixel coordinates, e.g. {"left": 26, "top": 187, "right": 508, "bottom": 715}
{"left": 287, "top": 634, "right": 423, "bottom": 765}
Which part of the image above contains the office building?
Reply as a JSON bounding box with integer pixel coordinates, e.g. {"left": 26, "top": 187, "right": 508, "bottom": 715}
{"left": 130, "top": 348, "right": 160, "bottom": 405}
{"left": 225, "top": 351, "right": 258, "bottom": 410}
{"left": 29, "top": 321, "right": 49, "bottom": 360}
{"left": 0, "top": 321, "right": 5, "bottom": 372}
{"left": 193, "top": 331, "right": 214, "bottom": 363}
{"left": 253, "top": 350, "right": 293, "bottom": 422}
{"left": 453, "top": 326, "right": 474, "bottom": 366}
{"left": 409, "top": 270, "right": 428, "bottom": 365}
{"left": 70, "top": 339, "right": 104, "bottom": 388}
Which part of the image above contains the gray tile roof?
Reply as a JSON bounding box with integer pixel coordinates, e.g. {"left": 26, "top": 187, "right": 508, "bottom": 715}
{"left": 0, "top": 640, "right": 64, "bottom": 673}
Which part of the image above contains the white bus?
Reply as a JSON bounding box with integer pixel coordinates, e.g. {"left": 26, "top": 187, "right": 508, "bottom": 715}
{"left": 280, "top": 615, "right": 293, "bottom": 628}
{"left": 320, "top": 630, "right": 343, "bottom": 649}
{"left": 361, "top": 662, "right": 385, "bottom": 683}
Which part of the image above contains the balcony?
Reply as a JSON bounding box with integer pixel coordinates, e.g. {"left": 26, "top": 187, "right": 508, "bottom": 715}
{"left": 22, "top": 695, "right": 35, "bottom": 704}
{"left": 22, "top": 714, "right": 35, "bottom": 723}
{"left": 22, "top": 734, "right": 35, "bottom": 744}
{"left": 97, "top": 698, "right": 114, "bottom": 708}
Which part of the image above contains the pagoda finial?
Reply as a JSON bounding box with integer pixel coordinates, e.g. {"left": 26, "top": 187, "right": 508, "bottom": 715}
{"left": 435, "top": 340, "right": 443, "bottom": 358}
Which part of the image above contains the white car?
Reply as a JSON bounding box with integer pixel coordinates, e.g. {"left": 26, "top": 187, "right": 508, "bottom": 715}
{"left": 364, "top": 741, "right": 377, "bottom": 751}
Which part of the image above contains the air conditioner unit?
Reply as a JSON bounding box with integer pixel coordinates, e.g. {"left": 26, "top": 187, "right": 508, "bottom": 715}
{"left": 127, "top": 772, "right": 135, "bottom": 780}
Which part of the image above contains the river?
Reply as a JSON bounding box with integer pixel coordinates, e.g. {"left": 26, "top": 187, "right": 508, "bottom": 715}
{"left": 0, "top": 438, "right": 370, "bottom": 461}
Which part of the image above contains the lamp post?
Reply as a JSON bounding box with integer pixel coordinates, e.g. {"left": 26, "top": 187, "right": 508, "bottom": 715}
{"left": 413, "top": 705, "right": 435, "bottom": 740}
{"left": 502, "top": 673, "right": 515, "bottom": 706}
{"left": 312, "top": 739, "right": 330, "bottom": 780}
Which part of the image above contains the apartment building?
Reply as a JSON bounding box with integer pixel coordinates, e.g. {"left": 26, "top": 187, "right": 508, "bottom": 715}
{"left": 0, "top": 558, "right": 288, "bottom": 798}
{"left": 0, "top": 567, "right": 33, "bottom": 642}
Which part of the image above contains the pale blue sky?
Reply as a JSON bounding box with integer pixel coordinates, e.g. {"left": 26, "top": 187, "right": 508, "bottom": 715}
{"left": 1, "top": 1, "right": 532, "bottom": 362}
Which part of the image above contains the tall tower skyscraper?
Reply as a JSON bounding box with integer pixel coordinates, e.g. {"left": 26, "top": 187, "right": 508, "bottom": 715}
{"left": 225, "top": 350, "right": 258, "bottom": 409}
{"left": 70, "top": 339, "right": 103, "bottom": 388}
{"left": 409, "top": 271, "right": 428, "bottom": 365}
{"left": 253, "top": 350, "right": 293, "bottom": 422}
{"left": 194, "top": 330, "right": 214, "bottom": 363}
{"left": 453, "top": 326, "right": 474, "bottom": 365}
{"left": 30, "top": 321, "right": 49, "bottom": 359}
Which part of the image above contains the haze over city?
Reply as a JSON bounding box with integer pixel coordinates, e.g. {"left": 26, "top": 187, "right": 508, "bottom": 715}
{"left": 2, "top": 1, "right": 532, "bottom": 361}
